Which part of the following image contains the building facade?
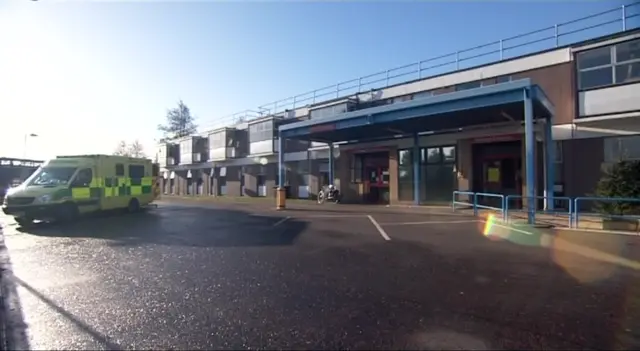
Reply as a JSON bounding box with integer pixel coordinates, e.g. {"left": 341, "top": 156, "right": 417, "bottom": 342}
{"left": 155, "top": 7, "right": 640, "bottom": 207}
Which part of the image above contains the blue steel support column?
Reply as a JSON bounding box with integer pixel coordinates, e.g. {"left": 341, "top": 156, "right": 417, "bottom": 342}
{"left": 278, "top": 135, "right": 285, "bottom": 187}
{"left": 413, "top": 133, "right": 420, "bottom": 205}
{"left": 524, "top": 89, "right": 536, "bottom": 224}
{"left": 328, "top": 142, "right": 335, "bottom": 185}
{"left": 544, "top": 118, "right": 555, "bottom": 211}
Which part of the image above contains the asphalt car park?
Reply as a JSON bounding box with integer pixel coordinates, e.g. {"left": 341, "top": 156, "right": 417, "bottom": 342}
{"left": 1, "top": 199, "right": 640, "bottom": 350}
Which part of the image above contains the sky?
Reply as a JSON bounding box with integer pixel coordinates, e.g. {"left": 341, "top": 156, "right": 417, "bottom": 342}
{"left": 0, "top": 0, "right": 634, "bottom": 161}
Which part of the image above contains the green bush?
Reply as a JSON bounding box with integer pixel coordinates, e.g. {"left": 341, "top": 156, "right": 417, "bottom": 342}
{"left": 594, "top": 160, "right": 640, "bottom": 216}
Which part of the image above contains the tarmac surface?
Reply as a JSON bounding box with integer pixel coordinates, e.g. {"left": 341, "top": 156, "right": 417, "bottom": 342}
{"left": 1, "top": 198, "right": 640, "bottom": 350}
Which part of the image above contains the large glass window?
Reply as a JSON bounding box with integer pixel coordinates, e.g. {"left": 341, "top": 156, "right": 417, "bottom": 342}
{"left": 310, "top": 103, "right": 349, "bottom": 120}
{"left": 208, "top": 131, "right": 225, "bottom": 149}
{"left": 604, "top": 135, "right": 640, "bottom": 162}
{"left": 180, "top": 139, "right": 192, "bottom": 154}
{"left": 420, "top": 145, "right": 456, "bottom": 203}
{"left": 455, "top": 81, "right": 482, "bottom": 91}
{"left": 413, "top": 91, "right": 433, "bottom": 99}
{"left": 577, "top": 39, "right": 640, "bottom": 90}
{"left": 249, "top": 120, "right": 274, "bottom": 142}
{"left": 397, "top": 149, "right": 414, "bottom": 201}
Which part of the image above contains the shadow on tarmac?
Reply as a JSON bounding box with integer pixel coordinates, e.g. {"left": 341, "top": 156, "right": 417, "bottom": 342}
{"left": 15, "top": 206, "right": 308, "bottom": 248}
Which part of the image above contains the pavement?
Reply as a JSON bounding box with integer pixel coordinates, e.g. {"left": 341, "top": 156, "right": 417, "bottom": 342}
{"left": 0, "top": 199, "right": 640, "bottom": 350}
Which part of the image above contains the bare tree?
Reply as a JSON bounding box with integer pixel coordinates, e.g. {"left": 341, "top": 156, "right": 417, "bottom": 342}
{"left": 158, "top": 100, "right": 197, "bottom": 141}
{"left": 113, "top": 140, "right": 146, "bottom": 158}
{"left": 113, "top": 141, "right": 128, "bottom": 156}
{"left": 127, "top": 140, "right": 146, "bottom": 158}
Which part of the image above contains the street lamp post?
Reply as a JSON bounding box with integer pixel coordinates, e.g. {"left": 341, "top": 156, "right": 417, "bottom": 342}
{"left": 23, "top": 133, "right": 38, "bottom": 159}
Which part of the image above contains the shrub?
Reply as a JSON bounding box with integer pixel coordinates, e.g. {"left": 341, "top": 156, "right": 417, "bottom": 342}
{"left": 594, "top": 160, "right": 640, "bottom": 216}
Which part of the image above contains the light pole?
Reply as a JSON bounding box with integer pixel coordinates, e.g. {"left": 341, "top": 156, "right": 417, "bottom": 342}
{"left": 23, "top": 133, "right": 38, "bottom": 159}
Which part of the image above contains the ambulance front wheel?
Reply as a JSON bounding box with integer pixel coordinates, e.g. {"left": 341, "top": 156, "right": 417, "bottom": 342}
{"left": 60, "top": 202, "right": 79, "bottom": 222}
{"left": 15, "top": 216, "right": 33, "bottom": 227}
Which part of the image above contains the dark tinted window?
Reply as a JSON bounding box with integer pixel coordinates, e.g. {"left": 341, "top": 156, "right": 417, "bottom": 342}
{"left": 116, "top": 164, "right": 125, "bottom": 176}
{"left": 129, "top": 165, "right": 145, "bottom": 178}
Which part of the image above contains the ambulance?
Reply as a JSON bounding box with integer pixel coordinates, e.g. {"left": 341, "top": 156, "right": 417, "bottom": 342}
{"left": 1, "top": 154, "right": 160, "bottom": 226}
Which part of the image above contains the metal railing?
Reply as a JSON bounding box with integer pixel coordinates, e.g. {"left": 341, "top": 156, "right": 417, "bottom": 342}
{"left": 452, "top": 191, "right": 475, "bottom": 211}
{"left": 504, "top": 195, "right": 573, "bottom": 227}
{"left": 452, "top": 191, "right": 505, "bottom": 217}
{"left": 199, "top": 2, "right": 640, "bottom": 132}
{"left": 452, "top": 191, "right": 640, "bottom": 230}
{"left": 573, "top": 197, "right": 640, "bottom": 229}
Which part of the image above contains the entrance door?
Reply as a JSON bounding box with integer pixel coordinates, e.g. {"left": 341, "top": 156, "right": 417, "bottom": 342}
{"left": 480, "top": 156, "right": 521, "bottom": 208}
{"left": 365, "top": 167, "right": 390, "bottom": 204}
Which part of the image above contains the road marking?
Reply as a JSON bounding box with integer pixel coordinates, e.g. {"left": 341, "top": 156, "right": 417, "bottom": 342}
{"left": 368, "top": 215, "right": 391, "bottom": 241}
{"left": 486, "top": 221, "right": 534, "bottom": 235}
{"left": 273, "top": 216, "right": 290, "bottom": 227}
{"left": 379, "top": 220, "right": 478, "bottom": 226}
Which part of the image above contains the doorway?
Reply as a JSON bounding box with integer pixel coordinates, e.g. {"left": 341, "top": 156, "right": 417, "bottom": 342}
{"left": 359, "top": 151, "right": 390, "bottom": 204}
{"left": 472, "top": 140, "right": 522, "bottom": 207}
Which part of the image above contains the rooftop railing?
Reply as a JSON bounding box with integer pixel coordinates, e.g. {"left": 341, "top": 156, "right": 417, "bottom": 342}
{"left": 199, "top": 2, "right": 640, "bottom": 132}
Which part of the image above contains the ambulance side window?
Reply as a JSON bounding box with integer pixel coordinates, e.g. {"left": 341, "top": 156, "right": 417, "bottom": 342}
{"left": 115, "top": 164, "right": 125, "bottom": 176}
{"left": 72, "top": 169, "right": 92, "bottom": 187}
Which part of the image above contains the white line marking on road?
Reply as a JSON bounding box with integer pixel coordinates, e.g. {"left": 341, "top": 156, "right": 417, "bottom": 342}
{"left": 273, "top": 216, "right": 290, "bottom": 227}
{"left": 379, "top": 220, "right": 479, "bottom": 226}
{"left": 487, "top": 221, "right": 534, "bottom": 235}
{"left": 368, "top": 215, "right": 391, "bottom": 241}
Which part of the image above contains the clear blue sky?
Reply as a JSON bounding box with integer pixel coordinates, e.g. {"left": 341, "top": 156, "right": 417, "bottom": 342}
{"left": 0, "top": 0, "right": 633, "bottom": 160}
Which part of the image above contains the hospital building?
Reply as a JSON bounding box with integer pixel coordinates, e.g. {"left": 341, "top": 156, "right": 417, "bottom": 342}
{"left": 155, "top": 4, "right": 640, "bottom": 209}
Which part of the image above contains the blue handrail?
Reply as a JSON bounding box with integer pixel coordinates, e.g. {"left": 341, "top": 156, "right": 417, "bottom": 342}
{"left": 452, "top": 191, "right": 504, "bottom": 216}
{"left": 452, "top": 191, "right": 475, "bottom": 212}
{"left": 504, "top": 195, "right": 572, "bottom": 226}
{"left": 452, "top": 192, "right": 640, "bottom": 230}
{"left": 574, "top": 197, "right": 640, "bottom": 228}
{"left": 473, "top": 193, "right": 505, "bottom": 217}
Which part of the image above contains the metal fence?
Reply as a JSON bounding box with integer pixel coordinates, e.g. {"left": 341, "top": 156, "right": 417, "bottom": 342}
{"left": 199, "top": 2, "right": 640, "bottom": 132}
{"left": 452, "top": 191, "right": 640, "bottom": 230}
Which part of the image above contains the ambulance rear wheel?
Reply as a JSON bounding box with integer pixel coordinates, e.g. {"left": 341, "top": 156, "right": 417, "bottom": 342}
{"left": 128, "top": 198, "right": 140, "bottom": 213}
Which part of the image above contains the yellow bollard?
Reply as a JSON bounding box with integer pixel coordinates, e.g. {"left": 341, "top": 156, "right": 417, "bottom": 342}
{"left": 276, "top": 187, "right": 286, "bottom": 210}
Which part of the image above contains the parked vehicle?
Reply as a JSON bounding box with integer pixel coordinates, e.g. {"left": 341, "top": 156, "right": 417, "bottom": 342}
{"left": 2, "top": 154, "right": 159, "bottom": 226}
{"left": 317, "top": 184, "right": 341, "bottom": 204}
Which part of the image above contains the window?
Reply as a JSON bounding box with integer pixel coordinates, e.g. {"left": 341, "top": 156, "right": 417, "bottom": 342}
{"left": 422, "top": 147, "right": 442, "bottom": 164}
{"left": 604, "top": 135, "right": 640, "bottom": 162}
{"left": 442, "top": 146, "right": 456, "bottom": 163}
{"left": 72, "top": 168, "right": 93, "bottom": 187}
{"left": 413, "top": 91, "right": 433, "bottom": 99}
{"left": 393, "top": 95, "right": 413, "bottom": 104}
{"left": 420, "top": 145, "right": 456, "bottom": 203}
{"left": 554, "top": 141, "right": 563, "bottom": 163}
{"left": 129, "top": 165, "right": 145, "bottom": 179}
{"left": 397, "top": 149, "right": 414, "bottom": 201}
{"left": 496, "top": 75, "right": 513, "bottom": 84}
{"left": 115, "top": 164, "right": 125, "bottom": 176}
{"left": 310, "top": 103, "right": 349, "bottom": 119}
{"left": 208, "top": 131, "right": 225, "bottom": 149}
{"left": 455, "top": 81, "right": 482, "bottom": 91}
{"left": 577, "top": 39, "right": 640, "bottom": 90}
{"left": 249, "top": 120, "right": 274, "bottom": 142}
{"left": 180, "top": 139, "right": 193, "bottom": 157}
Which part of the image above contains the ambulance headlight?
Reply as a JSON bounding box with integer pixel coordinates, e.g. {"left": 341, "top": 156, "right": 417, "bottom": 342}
{"left": 34, "top": 194, "right": 52, "bottom": 204}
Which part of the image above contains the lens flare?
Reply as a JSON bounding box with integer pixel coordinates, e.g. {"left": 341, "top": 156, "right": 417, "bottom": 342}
{"left": 483, "top": 213, "right": 495, "bottom": 236}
